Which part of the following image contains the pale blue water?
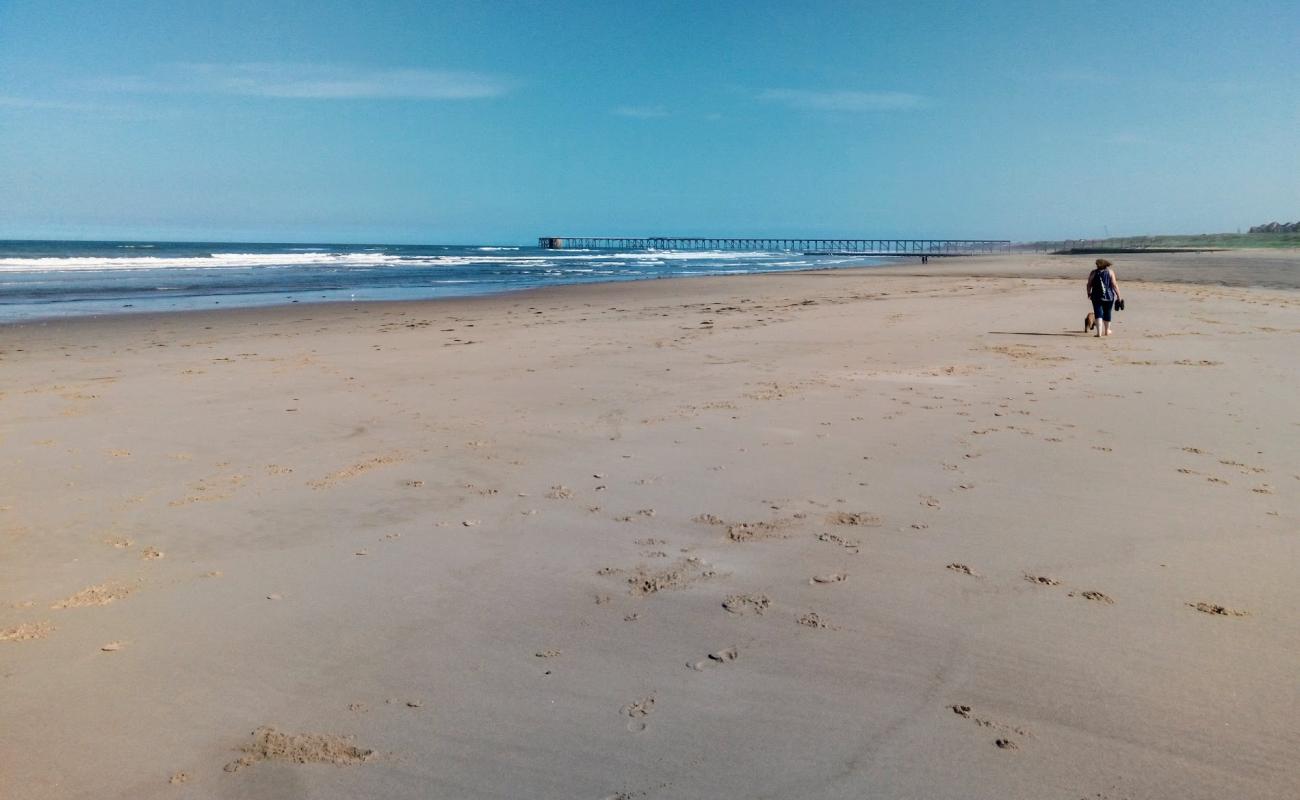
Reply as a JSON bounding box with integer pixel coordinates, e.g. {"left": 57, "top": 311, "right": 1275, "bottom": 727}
{"left": 0, "top": 240, "right": 892, "bottom": 322}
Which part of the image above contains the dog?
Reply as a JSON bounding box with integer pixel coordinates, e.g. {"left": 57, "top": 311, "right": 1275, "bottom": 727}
{"left": 1084, "top": 312, "right": 1096, "bottom": 332}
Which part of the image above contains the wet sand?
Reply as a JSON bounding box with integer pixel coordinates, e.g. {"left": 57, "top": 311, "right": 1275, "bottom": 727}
{"left": 2, "top": 252, "right": 1298, "bottom": 799}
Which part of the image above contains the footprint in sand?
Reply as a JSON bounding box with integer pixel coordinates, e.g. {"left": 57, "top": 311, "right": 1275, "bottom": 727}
{"left": 621, "top": 694, "right": 655, "bottom": 727}
{"left": 826, "top": 511, "right": 882, "bottom": 527}
{"left": 1218, "top": 458, "right": 1266, "bottom": 474}
{"left": 170, "top": 472, "right": 248, "bottom": 505}
{"left": 797, "top": 611, "right": 831, "bottom": 629}
{"left": 810, "top": 573, "right": 847, "bottom": 585}
{"left": 946, "top": 563, "right": 978, "bottom": 577}
{"left": 1023, "top": 574, "right": 1060, "bottom": 586}
{"left": 724, "top": 519, "right": 792, "bottom": 542}
{"left": 1187, "top": 602, "right": 1249, "bottom": 617}
{"left": 950, "top": 704, "right": 1031, "bottom": 742}
{"left": 722, "top": 594, "right": 770, "bottom": 615}
{"left": 817, "top": 532, "right": 861, "bottom": 553}
{"left": 688, "top": 647, "right": 738, "bottom": 671}
{"left": 1069, "top": 590, "right": 1114, "bottom": 604}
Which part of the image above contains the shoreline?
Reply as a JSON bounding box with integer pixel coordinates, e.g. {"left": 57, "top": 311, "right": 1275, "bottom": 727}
{"left": 3, "top": 248, "right": 1299, "bottom": 330}
{"left": 0, "top": 245, "right": 897, "bottom": 328}
{"left": 0, "top": 261, "right": 887, "bottom": 329}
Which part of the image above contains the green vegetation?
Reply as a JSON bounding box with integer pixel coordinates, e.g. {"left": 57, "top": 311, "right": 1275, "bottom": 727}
{"left": 1027, "top": 232, "right": 1300, "bottom": 251}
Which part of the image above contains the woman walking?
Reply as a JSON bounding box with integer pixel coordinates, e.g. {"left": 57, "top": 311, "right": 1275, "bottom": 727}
{"left": 1087, "top": 259, "right": 1122, "bottom": 337}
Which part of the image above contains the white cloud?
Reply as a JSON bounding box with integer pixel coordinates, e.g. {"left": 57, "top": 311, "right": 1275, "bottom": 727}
{"left": 613, "top": 105, "right": 669, "bottom": 118}
{"left": 84, "top": 63, "right": 513, "bottom": 100}
{"left": 759, "top": 88, "right": 929, "bottom": 112}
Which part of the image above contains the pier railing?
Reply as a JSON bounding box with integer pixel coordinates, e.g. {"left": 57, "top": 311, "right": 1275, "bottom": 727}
{"left": 537, "top": 237, "right": 1010, "bottom": 255}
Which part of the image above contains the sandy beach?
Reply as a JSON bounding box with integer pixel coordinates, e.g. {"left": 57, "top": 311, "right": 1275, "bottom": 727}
{"left": 2, "top": 251, "right": 1297, "bottom": 799}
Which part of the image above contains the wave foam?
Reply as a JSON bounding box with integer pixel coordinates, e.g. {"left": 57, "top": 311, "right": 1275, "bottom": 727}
{"left": 0, "top": 248, "right": 791, "bottom": 273}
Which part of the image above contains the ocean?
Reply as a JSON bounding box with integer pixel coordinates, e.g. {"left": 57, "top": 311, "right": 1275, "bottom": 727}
{"left": 0, "top": 240, "right": 891, "bottom": 323}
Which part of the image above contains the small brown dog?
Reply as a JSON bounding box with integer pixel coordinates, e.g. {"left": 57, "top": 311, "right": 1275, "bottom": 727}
{"left": 1084, "top": 312, "right": 1096, "bottom": 332}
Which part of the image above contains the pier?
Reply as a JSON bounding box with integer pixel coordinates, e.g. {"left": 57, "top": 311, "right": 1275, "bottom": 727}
{"left": 538, "top": 237, "right": 1010, "bottom": 256}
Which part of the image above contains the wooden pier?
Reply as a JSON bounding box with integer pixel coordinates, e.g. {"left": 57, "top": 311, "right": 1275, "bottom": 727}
{"left": 538, "top": 237, "right": 1010, "bottom": 256}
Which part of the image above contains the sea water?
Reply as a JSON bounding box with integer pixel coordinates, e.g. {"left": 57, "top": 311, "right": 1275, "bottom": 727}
{"left": 0, "top": 240, "right": 891, "bottom": 322}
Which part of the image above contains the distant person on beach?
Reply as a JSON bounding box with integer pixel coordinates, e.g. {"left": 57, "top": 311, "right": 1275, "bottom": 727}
{"left": 1086, "top": 258, "right": 1122, "bottom": 337}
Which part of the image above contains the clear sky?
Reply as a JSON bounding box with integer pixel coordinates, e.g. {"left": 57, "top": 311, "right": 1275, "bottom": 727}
{"left": 1, "top": 0, "right": 1297, "bottom": 244}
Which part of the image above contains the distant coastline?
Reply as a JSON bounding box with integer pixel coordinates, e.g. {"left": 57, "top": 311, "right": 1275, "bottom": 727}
{"left": 1024, "top": 231, "right": 1300, "bottom": 252}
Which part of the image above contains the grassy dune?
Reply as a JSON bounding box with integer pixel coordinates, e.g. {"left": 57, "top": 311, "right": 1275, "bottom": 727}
{"left": 1033, "top": 232, "right": 1300, "bottom": 250}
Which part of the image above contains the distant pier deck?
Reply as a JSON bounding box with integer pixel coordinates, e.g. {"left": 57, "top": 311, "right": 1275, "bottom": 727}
{"left": 538, "top": 237, "right": 1010, "bottom": 256}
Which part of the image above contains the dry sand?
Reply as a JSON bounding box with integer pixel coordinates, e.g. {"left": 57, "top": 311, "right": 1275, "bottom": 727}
{"left": 1, "top": 251, "right": 1297, "bottom": 799}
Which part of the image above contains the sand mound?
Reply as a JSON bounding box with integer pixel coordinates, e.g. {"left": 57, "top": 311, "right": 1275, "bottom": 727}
{"left": 1, "top": 621, "right": 54, "bottom": 641}
{"left": 307, "top": 452, "right": 404, "bottom": 489}
{"left": 51, "top": 582, "right": 134, "bottom": 609}
{"left": 624, "top": 558, "right": 718, "bottom": 595}
{"left": 224, "top": 726, "right": 374, "bottom": 772}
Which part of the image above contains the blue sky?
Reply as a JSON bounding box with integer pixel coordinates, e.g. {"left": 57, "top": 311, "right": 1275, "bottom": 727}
{"left": 1, "top": 0, "right": 1297, "bottom": 244}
